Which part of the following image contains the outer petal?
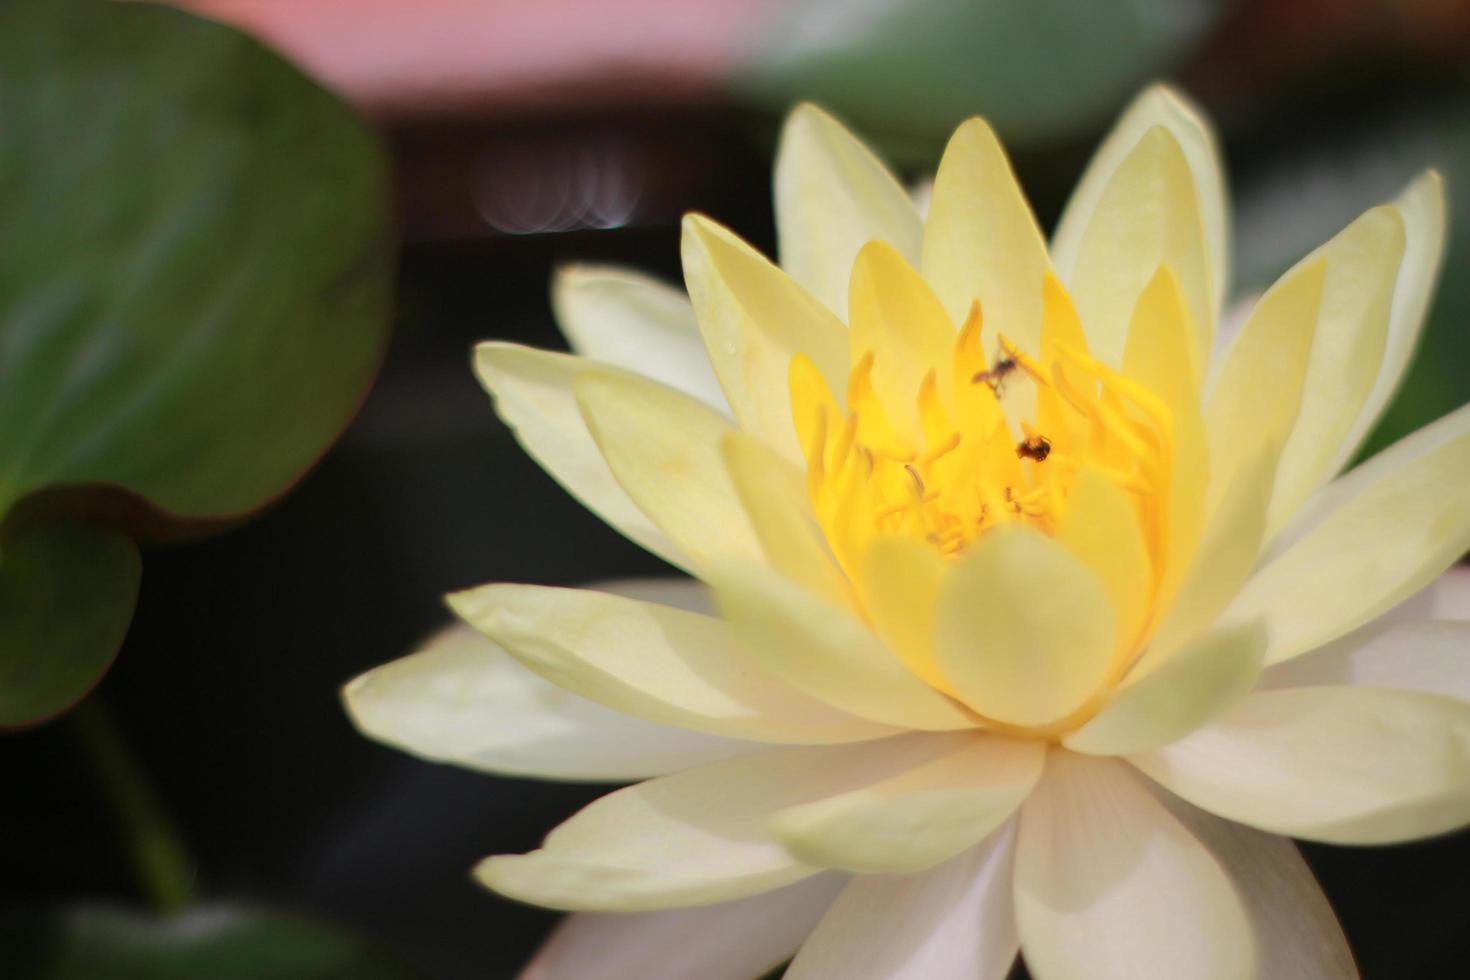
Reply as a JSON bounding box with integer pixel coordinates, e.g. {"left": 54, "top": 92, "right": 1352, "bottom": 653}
{"left": 574, "top": 370, "right": 761, "bottom": 568}
{"left": 681, "top": 214, "right": 849, "bottom": 462}
{"left": 1265, "top": 205, "right": 1407, "bottom": 538}
{"left": 1014, "top": 752, "right": 1255, "bottom": 980}
{"left": 774, "top": 103, "right": 922, "bottom": 321}
{"left": 1132, "top": 686, "right": 1470, "bottom": 844}
{"left": 921, "top": 116, "right": 1051, "bottom": 418}
{"left": 771, "top": 735, "right": 1043, "bottom": 874}
{"left": 550, "top": 264, "right": 726, "bottom": 412}
{"left": 1333, "top": 170, "right": 1449, "bottom": 471}
{"left": 478, "top": 734, "right": 966, "bottom": 911}
{"left": 1065, "top": 621, "right": 1266, "bottom": 757}
{"left": 1159, "top": 796, "right": 1360, "bottom": 980}
{"left": 343, "top": 623, "right": 758, "bottom": 782}
{"left": 935, "top": 527, "right": 1116, "bottom": 728}
{"left": 1260, "top": 619, "right": 1470, "bottom": 701}
{"left": 1227, "top": 401, "right": 1470, "bottom": 666}
{"left": 785, "top": 822, "right": 1019, "bottom": 980}
{"left": 522, "top": 874, "right": 845, "bottom": 980}
{"left": 473, "top": 343, "right": 687, "bottom": 571}
{"left": 447, "top": 583, "right": 897, "bottom": 745}
{"left": 711, "top": 559, "right": 978, "bottom": 731}
{"left": 1052, "top": 85, "right": 1228, "bottom": 342}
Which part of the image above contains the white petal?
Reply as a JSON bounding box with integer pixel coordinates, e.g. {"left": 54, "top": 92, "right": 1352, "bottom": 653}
{"left": 1132, "top": 686, "right": 1470, "bottom": 844}
{"left": 1053, "top": 85, "right": 1228, "bottom": 330}
{"left": 1014, "top": 752, "right": 1255, "bottom": 980}
{"left": 786, "top": 822, "right": 1019, "bottom": 980}
{"left": 343, "top": 623, "right": 758, "bottom": 782}
{"left": 522, "top": 874, "right": 845, "bottom": 980}
{"left": 771, "top": 735, "right": 1043, "bottom": 873}
{"left": 448, "top": 583, "right": 897, "bottom": 745}
{"left": 1333, "top": 171, "right": 1449, "bottom": 471}
{"left": 1065, "top": 621, "right": 1266, "bottom": 757}
{"left": 775, "top": 103, "right": 922, "bottom": 321}
{"left": 1260, "top": 619, "right": 1470, "bottom": 702}
{"left": 473, "top": 343, "right": 688, "bottom": 571}
{"left": 1157, "top": 795, "right": 1359, "bottom": 980}
{"left": 478, "top": 734, "right": 967, "bottom": 911}
{"left": 551, "top": 264, "right": 727, "bottom": 412}
{"left": 1228, "top": 401, "right": 1470, "bottom": 666}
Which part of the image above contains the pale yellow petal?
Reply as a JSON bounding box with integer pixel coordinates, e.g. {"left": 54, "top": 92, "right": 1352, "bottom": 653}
{"left": 785, "top": 824, "right": 1019, "bottom": 980}
{"left": 860, "top": 536, "right": 949, "bottom": 693}
{"left": 935, "top": 527, "right": 1115, "bottom": 727}
{"left": 772, "top": 735, "right": 1043, "bottom": 873}
{"left": 681, "top": 214, "right": 849, "bottom": 461}
{"left": 711, "top": 559, "right": 978, "bottom": 731}
{"left": 1261, "top": 619, "right": 1470, "bottom": 701}
{"left": 1334, "top": 170, "right": 1448, "bottom": 469}
{"left": 775, "top": 103, "right": 922, "bottom": 320}
{"left": 1065, "top": 621, "right": 1266, "bottom": 756}
{"left": 343, "top": 623, "right": 758, "bottom": 782}
{"left": 574, "top": 370, "right": 760, "bottom": 568}
{"left": 1014, "top": 752, "right": 1255, "bottom": 980}
{"left": 1266, "top": 205, "right": 1406, "bottom": 538}
{"left": 1058, "top": 125, "right": 1214, "bottom": 376}
{"left": 722, "top": 432, "right": 852, "bottom": 608}
{"left": 1227, "top": 402, "right": 1470, "bottom": 665}
{"left": 1132, "top": 686, "right": 1470, "bottom": 844}
{"left": 1204, "top": 256, "right": 1325, "bottom": 519}
{"left": 477, "top": 734, "right": 961, "bottom": 911}
{"left": 551, "top": 264, "right": 726, "bottom": 412}
{"left": 1055, "top": 466, "right": 1153, "bottom": 656}
{"left": 473, "top": 343, "right": 687, "bottom": 571}
{"left": 448, "top": 584, "right": 897, "bottom": 745}
{"left": 1053, "top": 85, "right": 1228, "bottom": 340}
{"left": 922, "top": 117, "right": 1051, "bottom": 419}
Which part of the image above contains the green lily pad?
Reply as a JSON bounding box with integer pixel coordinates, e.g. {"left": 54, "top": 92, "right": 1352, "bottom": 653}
{"left": 0, "top": 0, "right": 391, "bottom": 726}
{"left": 0, "top": 0, "right": 391, "bottom": 525}
{"left": 1, "top": 905, "right": 420, "bottom": 980}
{"left": 0, "top": 523, "right": 139, "bottom": 729}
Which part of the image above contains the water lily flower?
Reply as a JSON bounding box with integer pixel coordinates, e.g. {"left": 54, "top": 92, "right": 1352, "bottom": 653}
{"left": 345, "top": 85, "right": 1470, "bottom": 979}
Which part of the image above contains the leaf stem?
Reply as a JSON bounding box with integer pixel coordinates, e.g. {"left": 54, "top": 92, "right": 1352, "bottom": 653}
{"left": 72, "top": 698, "right": 196, "bottom": 912}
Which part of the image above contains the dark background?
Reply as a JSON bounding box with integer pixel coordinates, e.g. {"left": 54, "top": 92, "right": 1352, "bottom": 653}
{"left": 6, "top": 1, "right": 1470, "bottom": 977}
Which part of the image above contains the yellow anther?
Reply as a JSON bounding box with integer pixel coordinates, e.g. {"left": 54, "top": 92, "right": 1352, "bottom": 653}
{"left": 917, "top": 431, "right": 961, "bottom": 466}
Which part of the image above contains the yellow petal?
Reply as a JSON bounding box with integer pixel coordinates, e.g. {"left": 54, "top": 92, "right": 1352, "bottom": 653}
{"left": 1065, "top": 620, "right": 1266, "bottom": 756}
{"left": 574, "top": 370, "right": 760, "bottom": 568}
{"left": 473, "top": 343, "right": 687, "bottom": 571}
{"left": 859, "top": 536, "right": 950, "bottom": 693}
{"left": 935, "top": 527, "right": 1115, "bottom": 727}
{"left": 1265, "top": 205, "right": 1406, "bottom": 538}
{"left": 1204, "top": 257, "right": 1326, "bottom": 520}
{"left": 722, "top": 432, "right": 852, "bottom": 609}
{"left": 711, "top": 559, "right": 978, "bottom": 731}
{"left": 1057, "top": 124, "right": 1214, "bottom": 377}
{"left": 848, "top": 240, "right": 957, "bottom": 438}
{"left": 1132, "top": 686, "right": 1470, "bottom": 844}
{"left": 477, "top": 734, "right": 959, "bottom": 911}
{"left": 772, "top": 735, "right": 1043, "bottom": 874}
{"left": 1334, "top": 170, "right": 1448, "bottom": 469}
{"left": 922, "top": 117, "right": 1050, "bottom": 418}
{"left": 1053, "top": 84, "right": 1228, "bottom": 344}
{"left": 785, "top": 823, "right": 1019, "bottom": 980}
{"left": 681, "top": 214, "right": 849, "bottom": 462}
{"left": 448, "top": 584, "right": 897, "bottom": 745}
{"left": 1015, "top": 753, "right": 1255, "bottom": 980}
{"left": 1229, "top": 402, "right": 1470, "bottom": 665}
{"left": 1055, "top": 466, "right": 1153, "bottom": 656}
{"left": 343, "top": 623, "right": 758, "bottom": 781}
{"left": 774, "top": 103, "right": 922, "bottom": 320}
{"left": 551, "top": 264, "right": 726, "bottom": 411}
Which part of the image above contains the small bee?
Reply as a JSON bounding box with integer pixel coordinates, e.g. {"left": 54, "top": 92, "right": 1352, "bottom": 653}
{"left": 1016, "top": 434, "right": 1051, "bottom": 462}
{"left": 972, "top": 355, "right": 1017, "bottom": 395}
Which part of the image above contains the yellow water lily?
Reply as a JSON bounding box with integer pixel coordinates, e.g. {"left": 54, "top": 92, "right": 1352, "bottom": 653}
{"left": 345, "top": 86, "right": 1470, "bottom": 979}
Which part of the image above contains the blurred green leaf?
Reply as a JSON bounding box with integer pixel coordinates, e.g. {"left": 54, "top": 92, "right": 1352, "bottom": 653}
{"left": 737, "top": 0, "right": 1225, "bottom": 160}
{"left": 2, "top": 905, "right": 420, "bottom": 980}
{"left": 0, "top": 524, "right": 139, "bottom": 728}
{"left": 0, "top": 0, "right": 392, "bottom": 525}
